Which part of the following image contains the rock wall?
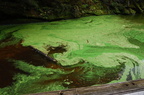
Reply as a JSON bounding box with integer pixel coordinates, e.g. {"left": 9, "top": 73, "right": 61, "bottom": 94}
{"left": 0, "top": 0, "right": 144, "bottom": 20}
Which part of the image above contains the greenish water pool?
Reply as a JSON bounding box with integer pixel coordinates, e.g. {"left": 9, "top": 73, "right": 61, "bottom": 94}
{"left": 0, "top": 15, "right": 144, "bottom": 95}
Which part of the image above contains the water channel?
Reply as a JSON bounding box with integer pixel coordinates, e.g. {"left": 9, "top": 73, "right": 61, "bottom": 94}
{"left": 0, "top": 15, "right": 144, "bottom": 95}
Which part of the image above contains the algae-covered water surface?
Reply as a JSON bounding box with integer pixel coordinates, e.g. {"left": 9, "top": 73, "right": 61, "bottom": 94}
{"left": 1, "top": 15, "right": 144, "bottom": 94}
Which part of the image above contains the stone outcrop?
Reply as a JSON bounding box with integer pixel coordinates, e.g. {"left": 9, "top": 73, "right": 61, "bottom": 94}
{"left": 0, "top": 0, "right": 144, "bottom": 20}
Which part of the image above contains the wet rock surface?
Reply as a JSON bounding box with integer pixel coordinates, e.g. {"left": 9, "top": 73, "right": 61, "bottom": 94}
{"left": 0, "top": 0, "right": 144, "bottom": 21}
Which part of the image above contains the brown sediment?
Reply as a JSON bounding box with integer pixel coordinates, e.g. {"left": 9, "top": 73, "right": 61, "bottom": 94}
{"left": 0, "top": 60, "right": 28, "bottom": 88}
{"left": 0, "top": 41, "right": 55, "bottom": 66}
{"left": 0, "top": 37, "right": 69, "bottom": 88}
{"left": 62, "top": 68, "right": 120, "bottom": 88}
{"left": 0, "top": 29, "right": 19, "bottom": 43}
{"left": 0, "top": 40, "right": 58, "bottom": 88}
{"left": 0, "top": 39, "right": 120, "bottom": 89}
{"left": 47, "top": 46, "right": 67, "bottom": 55}
{"left": 38, "top": 64, "right": 120, "bottom": 88}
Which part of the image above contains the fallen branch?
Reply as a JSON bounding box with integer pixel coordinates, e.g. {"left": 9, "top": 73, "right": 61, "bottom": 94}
{"left": 29, "top": 46, "right": 57, "bottom": 63}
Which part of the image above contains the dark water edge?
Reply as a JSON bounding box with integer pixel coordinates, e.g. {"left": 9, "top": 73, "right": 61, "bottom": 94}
{"left": 0, "top": 18, "right": 45, "bottom": 25}
{"left": 120, "top": 14, "right": 144, "bottom": 24}
{"left": 0, "top": 14, "right": 144, "bottom": 25}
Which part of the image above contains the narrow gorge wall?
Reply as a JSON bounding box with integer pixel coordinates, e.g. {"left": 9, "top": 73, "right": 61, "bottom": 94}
{"left": 0, "top": 0, "right": 144, "bottom": 20}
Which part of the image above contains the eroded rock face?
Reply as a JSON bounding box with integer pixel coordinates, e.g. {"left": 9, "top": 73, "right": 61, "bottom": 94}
{"left": 0, "top": 0, "right": 144, "bottom": 20}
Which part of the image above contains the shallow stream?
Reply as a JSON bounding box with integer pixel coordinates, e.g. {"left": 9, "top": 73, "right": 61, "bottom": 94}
{"left": 0, "top": 15, "right": 144, "bottom": 94}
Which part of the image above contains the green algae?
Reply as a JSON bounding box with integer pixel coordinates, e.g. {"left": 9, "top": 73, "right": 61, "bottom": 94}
{"left": 0, "top": 38, "right": 21, "bottom": 48}
{"left": 72, "top": 62, "right": 124, "bottom": 82}
{"left": 1, "top": 15, "right": 144, "bottom": 94}
{"left": 0, "top": 25, "right": 22, "bottom": 48}
{"left": 0, "top": 60, "right": 123, "bottom": 95}
{"left": 0, "top": 60, "right": 69, "bottom": 95}
{"left": 9, "top": 15, "right": 139, "bottom": 66}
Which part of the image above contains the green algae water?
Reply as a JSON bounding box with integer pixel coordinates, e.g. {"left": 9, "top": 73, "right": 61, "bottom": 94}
{"left": 1, "top": 15, "right": 144, "bottom": 94}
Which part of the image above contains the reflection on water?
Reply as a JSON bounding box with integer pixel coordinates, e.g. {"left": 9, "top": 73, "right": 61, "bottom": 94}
{"left": 120, "top": 14, "right": 144, "bottom": 24}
